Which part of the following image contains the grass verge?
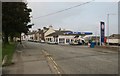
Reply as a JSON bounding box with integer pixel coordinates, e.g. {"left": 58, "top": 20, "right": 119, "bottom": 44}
{"left": 2, "top": 42, "right": 16, "bottom": 66}
{"left": 0, "top": 40, "right": 2, "bottom": 66}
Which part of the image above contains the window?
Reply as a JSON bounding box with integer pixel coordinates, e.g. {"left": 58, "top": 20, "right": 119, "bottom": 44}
{"left": 59, "top": 38, "right": 65, "bottom": 43}
{"left": 30, "top": 37, "right": 33, "bottom": 39}
{"left": 50, "top": 38, "right": 52, "bottom": 42}
{"left": 46, "top": 38, "right": 48, "bottom": 41}
{"left": 71, "top": 39, "right": 73, "bottom": 43}
{"left": 56, "top": 38, "right": 58, "bottom": 42}
{"left": 66, "top": 39, "right": 70, "bottom": 43}
{"left": 74, "top": 40, "right": 77, "bottom": 43}
{"left": 48, "top": 38, "right": 49, "bottom": 41}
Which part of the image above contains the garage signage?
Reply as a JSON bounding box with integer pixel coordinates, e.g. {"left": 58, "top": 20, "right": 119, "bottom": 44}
{"left": 65, "top": 32, "right": 92, "bottom": 35}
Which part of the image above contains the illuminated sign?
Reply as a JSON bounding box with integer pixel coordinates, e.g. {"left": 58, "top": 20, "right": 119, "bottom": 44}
{"left": 100, "top": 22, "right": 105, "bottom": 45}
{"left": 65, "top": 32, "right": 92, "bottom": 35}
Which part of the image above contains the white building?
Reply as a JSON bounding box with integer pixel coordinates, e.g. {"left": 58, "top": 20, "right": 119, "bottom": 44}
{"left": 45, "top": 30, "right": 89, "bottom": 44}
{"left": 21, "top": 31, "right": 37, "bottom": 41}
{"left": 107, "top": 34, "right": 120, "bottom": 45}
{"left": 44, "top": 25, "right": 55, "bottom": 37}
{"left": 44, "top": 26, "right": 93, "bottom": 44}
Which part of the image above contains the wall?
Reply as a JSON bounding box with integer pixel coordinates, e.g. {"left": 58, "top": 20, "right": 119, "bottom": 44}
{"left": 45, "top": 35, "right": 84, "bottom": 44}
{"left": 107, "top": 39, "right": 120, "bottom": 44}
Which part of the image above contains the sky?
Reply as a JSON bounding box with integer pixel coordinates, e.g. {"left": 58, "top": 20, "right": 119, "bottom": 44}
{"left": 27, "top": 0, "right": 119, "bottom": 36}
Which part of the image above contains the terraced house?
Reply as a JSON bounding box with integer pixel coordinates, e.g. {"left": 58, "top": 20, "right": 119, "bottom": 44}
{"left": 22, "top": 25, "right": 92, "bottom": 45}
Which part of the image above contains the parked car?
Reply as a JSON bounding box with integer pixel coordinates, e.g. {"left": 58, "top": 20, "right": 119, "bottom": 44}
{"left": 47, "top": 42, "right": 58, "bottom": 45}
{"left": 40, "top": 40, "right": 45, "bottom": 43}
{"left": 69, "top": 39, "right": 84, "bottom": 45}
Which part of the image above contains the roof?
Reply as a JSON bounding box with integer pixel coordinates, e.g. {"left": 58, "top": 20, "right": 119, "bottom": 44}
{"left": 83, "top": 35, "right": 98, "bottom": 38}
{"left": 43, "top": 27, "right": 49, "bottom": 33}
{"left": 46, "top": 30, "right": 93, "bottom": 37}
{"left": 109, "top": 34, "right": 120, "bottom": 39}
{"left": 37, "top": 30, "right": 43, "bottom": 34}
{"left": 27, "top": 29, "right": 44, "bottom": 35}
{"left": 46, "top": 30, "right": 72, "bottom": 37}
{"left": 27, "top": 31, "right": 37, "bottom": 35}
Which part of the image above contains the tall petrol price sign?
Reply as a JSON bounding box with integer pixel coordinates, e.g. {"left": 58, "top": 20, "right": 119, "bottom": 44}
{"left": 100, "top": 22, "right": 105, "bottom": 46}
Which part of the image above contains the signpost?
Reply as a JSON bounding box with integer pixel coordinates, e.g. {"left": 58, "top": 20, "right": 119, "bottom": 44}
{"left": 100, "top": 21, "right": 105, "bottom": 46}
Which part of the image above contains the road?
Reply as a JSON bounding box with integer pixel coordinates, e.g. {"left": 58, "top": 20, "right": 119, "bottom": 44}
{"left": 4, "top": 41, "right": 118, "bottom": 74}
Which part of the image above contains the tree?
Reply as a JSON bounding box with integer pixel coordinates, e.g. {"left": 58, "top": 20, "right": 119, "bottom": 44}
{"left": 2, "top": 2, "right": 32, "bottom": 44}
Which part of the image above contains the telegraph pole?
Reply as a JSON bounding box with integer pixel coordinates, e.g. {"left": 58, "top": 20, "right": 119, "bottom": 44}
{"left": 107, "top": 13, "right": 116, "bottom": 46}
{"left": 107, "top": 14, "right": 109, "bottom": 46}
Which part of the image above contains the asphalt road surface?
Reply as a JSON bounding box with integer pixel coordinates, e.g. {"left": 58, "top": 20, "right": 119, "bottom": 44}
{"left": 4, "top": 41, "right": 118, "bottom": 74}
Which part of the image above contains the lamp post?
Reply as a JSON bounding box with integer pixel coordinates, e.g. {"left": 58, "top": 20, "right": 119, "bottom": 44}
{"left": 107, "top": 13, "right": 116, "bottom": 46}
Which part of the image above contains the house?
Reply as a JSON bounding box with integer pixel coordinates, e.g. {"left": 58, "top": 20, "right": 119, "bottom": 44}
{"left": 21, "top": 33, "right": 26, "bottom": 41}
{"left": 83, "top": 34, "right": 120, "bottom": 45}
{"left": 25, "top": 27, "right": 49, "bottom": 42}
{"left": 109, "top": 34, "right": 120, "bottom": 39}
{"left": 34, "top": 27, "right": 49, "bottom": 42}
{"left": 25, "top": 30, "right": 37, "bottom": 41}
{"left": 45, "top": 30, "right": 73, "bottom": 44}
{"left": 22, "top": 25, "right": 93, "bottom": 44}
{"left": 107, "top": 34, "right": 120, "bottom": 45}
{"left": 34, "top": 29, "right": 43, "bottom": 42}
{"left": 42, "top": 27, "right": 49, "bottom": 41}
{"left": 83, "top": 35, "right": 100, "bottom": 43}
{"left": 44, "top": 26, "right": 55, "bottom": 37}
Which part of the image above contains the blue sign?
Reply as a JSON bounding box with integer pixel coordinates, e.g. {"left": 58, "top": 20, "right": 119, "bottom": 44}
{"left": 100, "top": 22, "right": 105, "bottom": 45}
{"left": 65, "top": 32, "right": 92, "bottom": 35}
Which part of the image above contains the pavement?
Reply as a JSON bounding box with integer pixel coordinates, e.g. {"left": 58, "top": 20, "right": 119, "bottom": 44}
{"left": 3, "top": 41, "right": 52, "bottom": 74}
{"left": 3, "top": 41, "right": 118, "bottom": 74}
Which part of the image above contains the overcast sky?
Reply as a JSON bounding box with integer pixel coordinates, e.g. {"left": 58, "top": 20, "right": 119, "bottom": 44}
{"left": 27, "top": 0, "right": 118, "bottom": 36}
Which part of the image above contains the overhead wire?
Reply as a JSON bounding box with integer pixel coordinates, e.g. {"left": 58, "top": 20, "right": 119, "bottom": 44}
{"left": 33, "top": 0, "right": 95, "bottom": 19}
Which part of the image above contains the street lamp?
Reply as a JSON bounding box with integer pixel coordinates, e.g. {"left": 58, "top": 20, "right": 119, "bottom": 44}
{"left": 107, "top": 13, "right": 117, "bottom": 46}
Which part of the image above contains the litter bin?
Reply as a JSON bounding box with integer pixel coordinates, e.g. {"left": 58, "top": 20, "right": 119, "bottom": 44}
{"left": 90, "top": 42, "right": 95, "bottom": 48}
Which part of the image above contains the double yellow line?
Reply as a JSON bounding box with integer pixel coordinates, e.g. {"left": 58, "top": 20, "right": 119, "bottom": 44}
{"left": 42, "top": 50, "right": 62, "bottom": 75}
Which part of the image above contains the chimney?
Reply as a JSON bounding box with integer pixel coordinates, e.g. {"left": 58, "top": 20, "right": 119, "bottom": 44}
{"left": 59, "top": 28, "right": 61, "bottom": 31}
{"left": 43, "top": 27, "right": 47, "bottom": 30}
{"left": 63, "top": 28, "right": 66, "bottom": 31}
{"left": 49, "top": 25, "right": 53, "bottom": 29}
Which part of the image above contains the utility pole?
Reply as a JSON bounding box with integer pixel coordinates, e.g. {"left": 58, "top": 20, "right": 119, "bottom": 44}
{"left": 95, "top": 26, "right": 98, "bottom": 46}
{"left": 107, "top": 14, "right": 109, "bottom": 46}
{"left": 107, "top": 13, "right": 116, "bottom": 46}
